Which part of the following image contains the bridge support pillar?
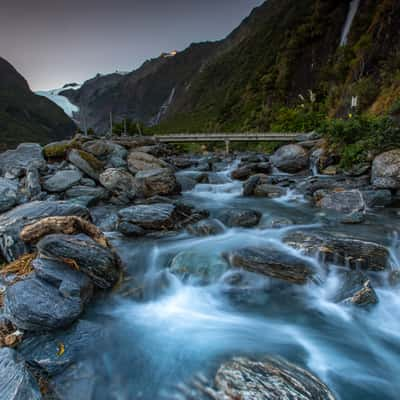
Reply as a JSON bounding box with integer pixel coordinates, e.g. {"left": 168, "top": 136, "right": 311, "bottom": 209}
{"left": 225, "top": 140, "right": 230, "bottom": 154}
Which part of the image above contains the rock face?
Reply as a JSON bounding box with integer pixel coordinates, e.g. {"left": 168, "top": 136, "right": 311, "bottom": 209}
{"left": 135, "top": 168, "right": 181, "bottom": 197}
{"left": 219, "top": 209, "right": 261, "bottom": 228}
{"left": 371, "top": 149, "right": 400, "bottom": 189}
{"left": 0, "top": 348, "right": 42, "bottom": 400}
{"left": 205, "top": 357, "right": 336, "bottom": 400}
{"left": 226, "top": 247, "right": 314, "bottom": 284}
{"left": 0, "top": 201, "right": 90, "bottom": 262}
{"left": 283, "top": 230, "right": 389, "bottom": 271}
{"left": 271, "top": 144, "right": 309, "bottom": 173}
{"left": 127, "top": 151, "right": 167, "bottom": 174}
{"left": 0, "top": 143, "right": 46, "bottom": 178}
{"left": 43, "top": 169, "right": 82, "bottom": 192}
{"left": 0, "top": 178, "right": 18, "bottom": 212}
{"left": 68, "top": 149, "right": 104, "bottom": 180}
{"left": 37, "top": 234, "right": 119, "bottom": 289}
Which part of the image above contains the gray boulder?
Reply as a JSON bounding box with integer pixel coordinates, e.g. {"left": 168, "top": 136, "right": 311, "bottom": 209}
{"left": 65, "top": 186, "right": 109, "bottom": 203}
{"left": 25, "top": 167, "right": 41, "bottom": 198}
{"left": 0, "top": 348, "right": 42, "bottom": 400}
{"left": 0, "top": 201, "right": 89, "bottom": 262}
{"left": 43, "top": 169, "right": 82, "bottom": 193}
{"left": 271, "top": 144, "right": 309, "bottom": 173}
{"left": 99, "top": 168, "right": 136, "bottom": 198}
{"left": 127, "top": 151, "right": 167, "bottom": 174}
{"left": 371, "top": 149, "right": 400, "bottom": 188}
{"left": 135, "top": 168, "right": 181, "bottom": 198}
{"left": 254, "top": 184, "right": 286, "bottom": 198}
{"left": 82, "top": 140, "right": 127, "bottom": 161}
{"left": 219, "top": 209, "right": 261, "bottom": 228}
{"left": 68, "top": 149, "right": 104, "bottom": 180}
{"left": 117, "top": 221, "right": 146, "bottom": 237}
{"left": 37, "top": 234, "right": 119, "bottom": 289}
{"left": 316, "top": 190, "right": 364, "bottom": 213}
{"left": 187, "top": 218, "right": 225, "bottom": 236}
{"left": 0, "top": 177, "right": 18, "bottom": 212}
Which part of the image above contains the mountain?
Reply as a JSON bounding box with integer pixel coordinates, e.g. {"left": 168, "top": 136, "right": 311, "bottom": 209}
{"left": 59, "top": 0, "right": 400, "bottom": 134}
{"left": 0, "top": 57, "right": 76, "bottom": 149}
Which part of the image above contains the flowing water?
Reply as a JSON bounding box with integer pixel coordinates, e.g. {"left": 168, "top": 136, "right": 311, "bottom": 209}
{"left": 84, "top": 158, "right": 400, "bottom": 400}
{"left": 340, "top": 0, "right": 361, "bottom": 47}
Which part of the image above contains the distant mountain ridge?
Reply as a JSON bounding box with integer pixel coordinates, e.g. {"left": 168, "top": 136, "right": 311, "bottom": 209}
{"left": 0, "top": 57, "right": 76, "bottom": 149}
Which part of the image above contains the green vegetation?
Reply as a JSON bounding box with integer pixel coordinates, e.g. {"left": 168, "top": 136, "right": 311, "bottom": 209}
{"left": 112, "top": 119, "right": 146, "bottom": 136}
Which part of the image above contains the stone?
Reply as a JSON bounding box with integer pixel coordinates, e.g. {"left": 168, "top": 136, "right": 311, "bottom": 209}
{"left": 362, "top": 189, "right": 392, "bottom": 208}
{"left": 127, "top": 151, "right": 167, "bottom": 174}
{"left": 4, "top": 276, "right": 83, "bottom": 331}
{"left": 371, "top": 149, "right": 400, "bottom": 189}
{"left": 316, "top": 189, "right": 364, "bottom": 213}
{"left": 0, "top": 348, "right": 42, "bottom": 400}
{"left": 231, "top": 163, "right": 271, "bottom": 181}
{"left": 226, "top": 246, "right": 315, "bottom": 284}
{"left": 170, "top": 251, "right": 229, "bottom": 284}
{"left": 68, "top": 149, "right": 104, "bottom": 180}
{"left": 254, "top": 184, "right": 286, "bottom": 198}
{"left": 0, "top": 201, "right": 89, "bottom": 262}
{"left": 25, "top": 167, "right": 41, "bottom": 198}
{"left": 340, "top": 211, "right": 365, "bottom": 224}
{"left": 0, "top": 143, "right": 45, "bottom": 178}
{"left": 176, "top": 174, "right": 197, "bottom": 191}
{"left": 99, "top": 168, "right": 136, "bottom": 198}
{"left": 43, "top": 169, "right": 82, "bottom": 193}
{"left": 65, "top": 186, "right": 109, "bottom": 203}
{"left": 271, "top": 144, "right": 309, "bottom": 173}
{"left": 82, "top": 140, "right": 127, "bottom": 161}
{"left": 135, "top": 168, "right": 181, "bottom": 197}
{"left": 242, "top": 174, "right": 265, "bottom": 196}
{"left": 117, "top": 221, "right": 146, "bottom": 237}
{"left": 264, "top": 217, "right": 294, "bottom": 228}
{"left": 283, "top": 230, "right": 390, "bottom": 271}
{"left": 37, "top": 234, "right": 119, "bottom": 289}
{"left": 0, "top": 177, "right": 18, "bottom": 212}
{"left": 43, "top": 140, "right": 73, "bottom": 159}
{"left": 187, "top": 218, "right": 225, "bottom": 236}
{"left": 219, "top": 209, "right": 261, "bottom": 228}
{"left": 90, "top": 205, "right": 119, "bottom": 232}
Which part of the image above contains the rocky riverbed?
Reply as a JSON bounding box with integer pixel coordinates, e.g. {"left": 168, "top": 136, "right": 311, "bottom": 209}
{"left": 0, "top": 134, "right": 400, "bottom": 399}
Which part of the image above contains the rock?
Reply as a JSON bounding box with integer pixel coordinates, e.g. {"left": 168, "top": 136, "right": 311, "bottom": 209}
{"left": 68, "top": 149, "right": 104, "bottom": 181}
{"left": 316, "top": 190, "right": 364, "bottom": 213}
{"left": 176, "top": 174, "right": 197, "bottom": 191}
{"left": 135, "top": 168, "right": 181, "bottom": 197}
{"left": 334, "top": 270, "right": 378, "bottom": 307}
{"left": 219, "top": 209, "right": 261, "bottom": 228}
{"left": 271, "top": 144, "right": 309, "bottom": 173}
{"left": 340, "top": 211, "right": 365, "bottom": 224}
{"left": 37, "top": 234, "right": 119, "bottom": 289}
{"left": 99, "top": 168, "right": 136, "bottom": 199}
{"left": 82, "top": 140, "right": 127, "bottom": 161}
{"left": 0, "top": 177, "right": 18, "bottom": 212}
{"left": 90, "top": 205, "right": 119, "bottom": 231}
{"left": 263, "top": 217, "right": 294, "bottom": 228}
{"left": 118, "top": 203, "right": 177, "bottom": 231}
{"left": 4, "top": 276, "right": 84, "bottom": 331}
{"left": 283, "top": 230, "right": 390, "bottom": 271}
{"left": 117, "top": 221, "right": 145, "bottom": 237}
{"left": 25, "top": 167, "right": 41, "bottom": 198}
{"left": 106, "top": 155, "right": 127, "bottom": 169}
{"left": 242, "top": 174, "right": 264, "bottom": 196}
{"left": 32, "top": 257, "right": 93, "bottom": 303}
{"left": 43, "top": 169, "right": 82, "bottom": 193}
{"left": 187, "top": 356, "right": 335, "bottom": 400}
{"left": 43, "top": 140, "right": 75, "bottom": 159}
{"left": 19, "top": 320, "right": 102, "bottom": 376}
{"left": 254, "top": 184, "right": 286, "bottom": 198}
{"left": 187, "top": 218, "right": 225, "bottom": 236}
{"left": 371, "top": 149, "right": 400, "bottom": 189}
{"left": 362, "top": 189, "right": 392, "bottom": 208}
{"left": 170, "top": 251, "right": 229, "bottom": 284}
{"left": 0, "top": 143, "right": 45, "bottom": 178}
{"left": 127, "top": 151, "right": 167, "bottom": 174}
{"left": 344, "top": 163, "right": 371, "bottom": 177}
{"left": 0, "top": 348, "right": 42, "bottom": 400}
{"left": 226, "top": 247, "right": 315, "bottom": 284}
{"left": 65, "top": 186, "right": 109, "bottom": 203}
{"left": 0, "top": 201, "right": 89, "bottom": 262}
{"left": 231, "top": 163, "right": 271, "bottom": 181}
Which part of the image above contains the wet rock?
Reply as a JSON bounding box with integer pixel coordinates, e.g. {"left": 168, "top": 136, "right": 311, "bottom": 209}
{"left": 0, "top": 348, "right": 42, "bottom": 400}
{"left": 65, "top": 186, "right": 109, "bottom": 203}
{"left": 340, "top": 211, "right": 365, "bottom": 224}
{"left": 90, "top": 205, "right": 119, "bottom": 231}
{"left": 43, "top": 169, "right": 82, "bottom": 193}
{"left": 0, "top": 143, "right": 45, "bottom": 178}
{"left": 231, "top": 162, "right": 271, "bottom": 181}
{"left": 187, "top": 218, "right": 225, "bottom": 236}
{"left": 344, "top": 163, "right": 371, "bottom": 177}
{"left": 127, "top": 151, "right": 167, "bottom": 174}
{"left": 117, "top": 221, "right": 146, "bottom": 237}
{"left": 25, "top": 167, "right": 41, "bottom": 199}
{"left": 19, "top": 320, "right": 102, "bottom": 376}
{"left": 68, "top": 149, "right": 104, "bottom": 181}
{"left": 219, "top": 209, "right": 261, "bottom": 228}
{"left": 271, "top": 144, "right": 309, "bottom": 173}
{"left": 4, "top": 276, "right": 83, "bottom": 331}
{"left": 283, "top": 230, "right": 389, "bottom": 271}
{"left": 176, "top": 174, "right": 197, "bottom": 191}
{"left": 0, "top": 201, "right": 89, "bottom": 263}
{"left": 263, "top": 217, "right": 294, "bottom": 228}
{"left": 0, "top": 177, "right": 18, "bottom": 212}
{"left": 135, "top": 168, "right": 181, "bottom": 197}
{"left": 362, "top": 189, "right": 392, "bottom": 208}
{"left": 254, "top": 184, "right": 286, "bottom": 198}
{"left": 371, "top": 149, "right": 400, "bottom": 189}
{"left": 37, "top": 234, "right": 119, "bottom": 289}
{"left": 43, "top": 140, "right": 73, "bottom": 159}
{"left": 99, "top": 168, "right": 136, "bottom": 199}
{"left": 82, "top": 140, "right": 127, "bottom": 161}
{"left": 226, "top": 247, "right": 315, "bottom": 284}
{"left": 316, "top": 189, "right": 364, "bottom": 213}
{"left": 242, "top": 174, "right": 265, "bottom": 196}
{"left": 165, "top": 155, "right": 196, "bottom": 169}
{"left": 170, "top": 251, "right": 229, "bottom": 284}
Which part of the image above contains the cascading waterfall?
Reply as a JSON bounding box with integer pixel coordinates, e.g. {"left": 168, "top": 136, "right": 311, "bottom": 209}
{"left": 340, "top": 0, "right": 361, "bottom": 46}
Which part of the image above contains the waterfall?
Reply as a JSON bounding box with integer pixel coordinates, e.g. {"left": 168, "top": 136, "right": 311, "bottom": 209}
{"left": 340, "top": 0, "right": 361, "bottom": 47}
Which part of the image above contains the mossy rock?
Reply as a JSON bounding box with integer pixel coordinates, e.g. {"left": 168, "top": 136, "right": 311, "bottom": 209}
{"left": 43, "top": 138, "right": 82, "bottom": 159}
{"left": 68, "top": 149, "right": 104, "bottom": 180}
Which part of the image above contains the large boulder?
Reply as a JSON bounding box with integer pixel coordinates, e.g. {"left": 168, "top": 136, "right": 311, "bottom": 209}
{"left": 0, "top": 201, "right": 89, "bottom": 262}
{"left": 0, "top": 177, "right": 19, "bottom": 212}
{"left": 135, "top": 168, "right": 181, "bottom": 197}
{"left": 371, "top": 149, "right": 400, "bottom": 189}
{"left": 37, "top": 234, "right": 119, "bottom": 289}
{"left": 271, "top": 144, "right": 309, "bottom": 173}
{"left": 68, "top": 149, "right": 104, "bottom": 180}
{"left": 231, "top": 162, "right": 271, "bottom": 181}
{"left": 283, "top": 230, "right": 390, "bottom": 271}
{"left": 219, "top": 209, "right": 261, "bottom": 228}
{"left": 99, "top": 168, "right": 136, "bottom": 199}
{"left": 127, "top": 151, "right": 167, "bottom": 174}
{"left": 0, "top": 143, "right": 45, "bottom": 178}
{"left": 0, "top": 348, "right": 42, "bottom": 400}
{"left": 226, "top": 246, "right": 315, "bottom": 284}
{"left": 43, "top": 169, "right": 82, "bottom": 193}
{"left": 82, "top": 140, "right": 127, "bottom": 161}
{"left": 254, "top": 184, "right": 286, "bottom": 198}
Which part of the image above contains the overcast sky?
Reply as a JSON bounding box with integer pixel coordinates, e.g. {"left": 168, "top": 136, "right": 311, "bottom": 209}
{"left": 0, "top": 0, "right": 264, "bottom": 90}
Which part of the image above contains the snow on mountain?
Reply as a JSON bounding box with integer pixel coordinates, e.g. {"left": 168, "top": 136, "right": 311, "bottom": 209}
{"left": 36, "top": 85, "right": 80, "bottom": 117}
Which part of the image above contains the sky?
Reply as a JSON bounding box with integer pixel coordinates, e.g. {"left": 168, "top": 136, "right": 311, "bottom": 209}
{"left": 0, "top": 0, "right": 264, "bottom": 90}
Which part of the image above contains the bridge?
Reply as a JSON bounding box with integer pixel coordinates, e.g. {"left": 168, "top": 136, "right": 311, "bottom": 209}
{"left": 155, "top": 132, "right": 303, "bottom": 153}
